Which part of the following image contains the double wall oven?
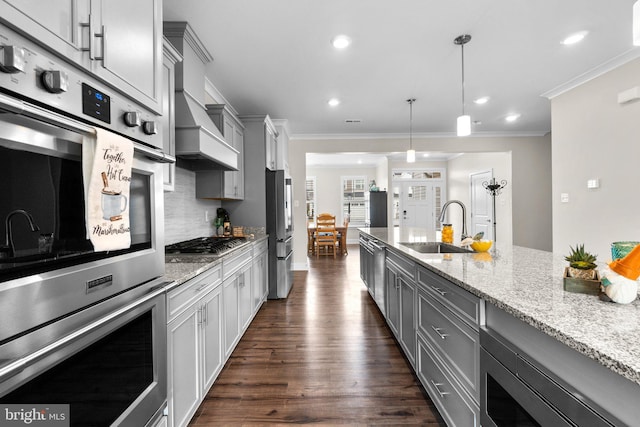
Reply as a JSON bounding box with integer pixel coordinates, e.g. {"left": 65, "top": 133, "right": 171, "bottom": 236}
{"left": 0, "top": 21, "right": 172, "bottom": 426}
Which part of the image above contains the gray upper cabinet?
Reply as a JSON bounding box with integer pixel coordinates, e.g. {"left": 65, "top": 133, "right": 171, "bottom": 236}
{"left": 0, "top": 0, "right": 163, "bottom": 114}
{"left": 195, "top": 104, "right": 245, "bottom": 200}
{"left": 162, "top": 37, "right": 182, "bottom": 192}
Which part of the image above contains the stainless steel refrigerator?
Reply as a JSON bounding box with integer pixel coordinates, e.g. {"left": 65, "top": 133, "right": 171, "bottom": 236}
{"left": 266, "top": 170, "right": 293, "bottom": 298}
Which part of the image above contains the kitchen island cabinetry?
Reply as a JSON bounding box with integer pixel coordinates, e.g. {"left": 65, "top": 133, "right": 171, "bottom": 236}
{"left": 415, "top": 265, "right": 481, "bottom": 426}
{"left": 385, "top": 249, "right": 416, "bottom": 368}
{"left": 195, "top": 104, "right": 245, "bottom": 200}
{"left": 0, "top": 0, "right": 163, "bottom": 114}
{"left": 359, "top": 227, "right": 640, "bottom": 427}
{"left": 167, "top": 264, "right": 223, "bottom": 427}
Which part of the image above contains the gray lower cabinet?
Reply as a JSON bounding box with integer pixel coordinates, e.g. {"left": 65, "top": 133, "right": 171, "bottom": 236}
{"left": 385, "top": 250, "right": 416, "bottom": 368}
{"left": 416, "top": 264, "right": 481, "bottom": 426}
{"left": 167, "top": 264, "right": 223, "bottom": 427}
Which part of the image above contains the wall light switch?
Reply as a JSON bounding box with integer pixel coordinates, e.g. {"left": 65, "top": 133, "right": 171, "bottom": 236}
{"left": 587, "top": 179, "right": 600, "bottom": 189}
{"left": 561, "top": 193, "right": 570, "bottom": 203}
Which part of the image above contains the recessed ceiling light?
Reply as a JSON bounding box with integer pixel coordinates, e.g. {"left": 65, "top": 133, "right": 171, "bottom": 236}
{"left": 474, "top": 96, "right": 490, "bottom": 105}
{"left": 505, "top": 114, "right": 521, "bottom": 122}
{"left": 328, "top": 98, "right": 341, "bottom": 107}
{"left": 561, "top": 31, "right": 588, "bottom": 45}
{"left": 331, "top": 35, "right": 351, "bottom": 49}
{"left": 423, "top": 153, "right": 430, "bottom": 158}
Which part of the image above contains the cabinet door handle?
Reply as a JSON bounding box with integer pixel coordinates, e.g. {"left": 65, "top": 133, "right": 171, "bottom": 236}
{"left": 202, "top": 304, "right": 208, "bottom": 325}
{"left": 430, "top": 380, "right": 450, "bottom": 398}
{"left": 196, "top": 307, "right": 203, "bottom": 326}
{"left": 432, "top": 287, "right": 447, "bottom": 297}
{"left": 431, "top": 326, "right": 449, "bottom": 340}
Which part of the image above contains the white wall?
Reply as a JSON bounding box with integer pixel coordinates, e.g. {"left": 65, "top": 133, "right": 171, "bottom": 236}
{"left": 447, "top": 152, "right": 513, "bottom": 244}
{"left": 290, "top": 134, "right": 552, "bottom": 270}
{"left": 552, "top": 57, "right": 640, "bottom": 260}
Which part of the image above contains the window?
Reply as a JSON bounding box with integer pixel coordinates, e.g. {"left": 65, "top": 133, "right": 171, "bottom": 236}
{"left": 342, "top": 176, "right": 368, "bottom": 227}
{"left": 305, "top": 177, "right": 316, "bottom": 220}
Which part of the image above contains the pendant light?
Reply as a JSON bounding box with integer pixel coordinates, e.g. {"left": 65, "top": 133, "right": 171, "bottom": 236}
{"left": 406, "top": 98, "right": 416, "bottom": 163}
{"left": 454, "top": 34, "right": 471, "bottom": 136}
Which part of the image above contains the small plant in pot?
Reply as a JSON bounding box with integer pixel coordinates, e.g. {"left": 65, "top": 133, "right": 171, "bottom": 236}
{"left": 565, "top": 244, "right": 598, "bottom": 280}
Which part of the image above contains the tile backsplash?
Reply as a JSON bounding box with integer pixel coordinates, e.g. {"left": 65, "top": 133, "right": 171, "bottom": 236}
{"left": 164, "top": 165, "right": 220, "bottom": 244}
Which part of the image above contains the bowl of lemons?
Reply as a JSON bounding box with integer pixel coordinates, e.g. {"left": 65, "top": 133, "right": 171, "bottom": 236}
{"left": 471, "top": 240, "right": 493, "bottom": 252}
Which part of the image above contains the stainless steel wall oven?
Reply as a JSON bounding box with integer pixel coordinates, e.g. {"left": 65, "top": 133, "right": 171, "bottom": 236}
{"left": 0, "top": 20, "right": 172, "bottom": 427}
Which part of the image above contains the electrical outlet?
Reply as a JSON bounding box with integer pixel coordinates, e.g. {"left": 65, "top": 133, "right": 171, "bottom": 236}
{"left": 561, "top": 193, "right": 569, "bottom": 203}
{"left": 205, "top": 210, "right": 209, "bottom": 222}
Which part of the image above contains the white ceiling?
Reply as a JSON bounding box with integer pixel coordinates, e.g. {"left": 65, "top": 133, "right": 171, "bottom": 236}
{"left": 163, "top": 0, "right": 639, "bottom": 141}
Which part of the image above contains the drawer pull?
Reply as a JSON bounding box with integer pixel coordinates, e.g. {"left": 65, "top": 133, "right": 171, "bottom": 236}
{"left": 430, "top": 380, "right": 450, "bottom": 398}
{"left": 195, "top": 283, "right": 209, "bottom": 292}
{"left": 432, "top": 287, "right": 448, "bottom": 296}
{"left": 431, "top": 326, "right": 449, "bottom": 340}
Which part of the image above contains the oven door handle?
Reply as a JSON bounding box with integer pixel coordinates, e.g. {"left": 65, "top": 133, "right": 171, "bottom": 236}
{"left": 0, "top": 92, "right": 175, "bottom": 164}
{"left": 0, "top": 285, "right": 167, "bottom": 383}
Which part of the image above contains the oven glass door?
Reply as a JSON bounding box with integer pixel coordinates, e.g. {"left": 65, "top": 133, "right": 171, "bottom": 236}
{"left": 0, "top": 115, "right": 152, "bottom": 282}
{"left": 0, "top": 291, "right": 166, "bottom": 427}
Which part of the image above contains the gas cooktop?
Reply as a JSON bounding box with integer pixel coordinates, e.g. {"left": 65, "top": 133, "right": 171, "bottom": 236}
{"left": 165, "top": 236, "right": 247, "bottom": 255}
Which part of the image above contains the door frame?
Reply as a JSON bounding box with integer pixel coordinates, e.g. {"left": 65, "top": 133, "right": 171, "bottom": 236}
{"left": 470, "top": 170, "right": 493, "bottom": 240}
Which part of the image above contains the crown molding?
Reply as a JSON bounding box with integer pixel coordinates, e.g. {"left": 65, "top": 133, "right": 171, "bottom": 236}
{"left": 541, "top": 48, "right": 640, "bottom": 99}
{"left": 291, "top": 130, "right": 549, "bottom": 140}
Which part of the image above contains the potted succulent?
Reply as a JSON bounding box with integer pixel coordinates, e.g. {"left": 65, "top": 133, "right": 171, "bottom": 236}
{"left": 564, "top": 244, "right": 598, "bottom": 280}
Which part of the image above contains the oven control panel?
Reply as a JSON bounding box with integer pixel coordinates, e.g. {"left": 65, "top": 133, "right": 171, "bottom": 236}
{"left": 0, "top": 23, "right": 162, "bottom": 148}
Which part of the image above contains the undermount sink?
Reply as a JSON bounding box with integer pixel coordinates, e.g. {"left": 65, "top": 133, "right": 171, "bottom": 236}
{"left": 399, "top": 242, "right": 471, "bottom": 254}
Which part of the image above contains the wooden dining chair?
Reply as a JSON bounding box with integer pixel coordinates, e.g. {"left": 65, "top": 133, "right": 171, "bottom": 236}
{"left": 315, "top": 213, "right": 338, "bottom": 258}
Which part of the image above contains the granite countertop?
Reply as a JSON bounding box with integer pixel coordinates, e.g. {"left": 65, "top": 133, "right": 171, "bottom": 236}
{"left": 163, "top": 234, "right": 268, "bottom": 290}
{"left": 360, "top": 227, "right": 640, "bottom": 387}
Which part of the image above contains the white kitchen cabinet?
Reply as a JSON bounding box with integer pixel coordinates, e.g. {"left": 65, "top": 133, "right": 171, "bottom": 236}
{"left": 196, "top": 105, "right": 245, "bottom": 200}
{"left": 0, "top": 0, "right": 89, "bottom": 64}
{"left": 222, "top": 273, "right": 239, "bottom": 359}
{"left": 238, "top": 262, "right": 253, "bottom": 332}
{"left": 162, "top": 38, "right": 181, "bottom": 192}
{"left": 265, "top": 118, "right": 278, "bottom": 171}
{"left": 0, "top": 0, "right": 163, "bottom": 114}
{"left": 273, "top": 119, "right": 290, "bottom": 173}
{"left": 222, "top": 246, "right": 252, "bottom": 357}
{"left": 252, "top": 239, "right": 268, "bottom": 312}
{"left": 167, "top": 264, "right": 223, "bottom": 427}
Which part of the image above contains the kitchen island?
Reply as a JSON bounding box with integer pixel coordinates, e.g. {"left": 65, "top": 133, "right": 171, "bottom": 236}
{"left": 360, "top": 227, "right": 640, "bottom": 427}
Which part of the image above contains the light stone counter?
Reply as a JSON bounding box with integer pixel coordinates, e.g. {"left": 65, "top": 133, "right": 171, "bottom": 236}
{"left": 162, "top": 234, "right": 268, "bottom": 291}
{"left": 360, "top": 227, "right": 640, "bottom": 387}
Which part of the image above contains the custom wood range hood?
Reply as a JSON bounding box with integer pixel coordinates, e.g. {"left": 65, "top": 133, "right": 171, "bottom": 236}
{"left": 164, "top": 21, "right": 238, "bottom": 171}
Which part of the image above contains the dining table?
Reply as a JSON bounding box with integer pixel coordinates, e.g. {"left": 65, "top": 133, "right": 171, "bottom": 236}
{"left": 307, "top": 222, "right": 348, "bottom": 256}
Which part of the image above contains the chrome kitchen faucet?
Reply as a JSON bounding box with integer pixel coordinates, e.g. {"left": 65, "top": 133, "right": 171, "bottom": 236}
{"left": 438, "top": 200, "right": 469, "bottom": 241}
{"left": 1, "top": 209, "right": 40, "bottom": 258}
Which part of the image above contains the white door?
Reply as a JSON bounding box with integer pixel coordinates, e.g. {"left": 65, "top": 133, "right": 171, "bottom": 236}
{"left": 470, "top": 171, "right": 493, "bottom": 240}
{"left": 399, "top": 182, "right": 431, "bottom": 229}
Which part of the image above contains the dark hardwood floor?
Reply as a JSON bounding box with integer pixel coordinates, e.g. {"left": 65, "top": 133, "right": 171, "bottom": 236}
{"left": 189, "top": 245, "right": 446, "bottom": 426}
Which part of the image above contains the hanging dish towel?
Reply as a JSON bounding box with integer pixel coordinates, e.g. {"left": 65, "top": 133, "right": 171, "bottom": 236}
{"left": 82, "top": 128, "right": 134, "bottom": 252}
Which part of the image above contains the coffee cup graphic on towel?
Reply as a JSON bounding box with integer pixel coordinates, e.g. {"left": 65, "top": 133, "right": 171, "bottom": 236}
{"left": 100, "top": 172, "right": 127, "bottom": 221}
